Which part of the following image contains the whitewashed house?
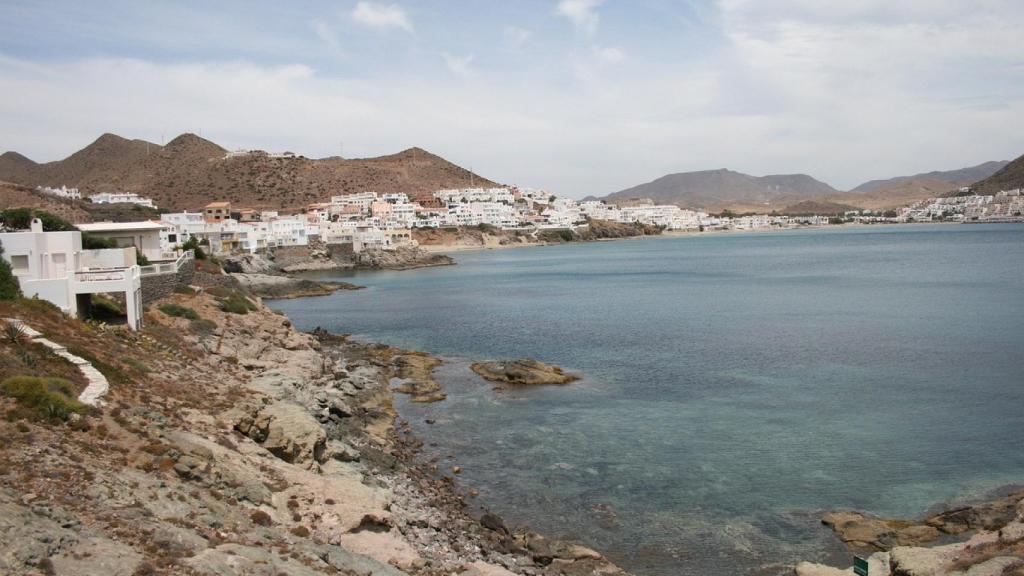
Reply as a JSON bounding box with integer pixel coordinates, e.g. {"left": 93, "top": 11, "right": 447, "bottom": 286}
{"left": 89, "top": 192, "right": 158, "bottom": 209}
{"left": 77, "top": 221, "right": 175, "bottom": 262}
{"left": 0, "top": 219, "right": 143, "bottom": 329}
{"left": 36, "top": 185, "right": 82, "bottom": 200}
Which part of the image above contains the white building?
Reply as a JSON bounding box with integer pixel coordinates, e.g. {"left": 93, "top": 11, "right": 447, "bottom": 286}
{"left": 77, "top": 221, "right": 175, "bottom": 262}
{"left": 330, "top": 192, "right": 378, "bottom": 215}
{"left": 0, "top": 219, "right": 143, "bottom": 329}
{"left": 89, "top": 192, "right": 157, "bottom": 209}
{"left": 36, "top": 185, "right": 82, "bottom": 200}
{"left": 435, "top": 187, "right": 516, "bottom": 205}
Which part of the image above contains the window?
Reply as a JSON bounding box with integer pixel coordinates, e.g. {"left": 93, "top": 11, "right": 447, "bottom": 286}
{"left": 10, "top": 255, "right": 29, "bottom": 272}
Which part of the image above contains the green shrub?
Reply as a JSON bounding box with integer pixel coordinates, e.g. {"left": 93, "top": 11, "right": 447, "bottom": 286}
{"left": 181, "top": 237, "right": 207, "bottom": 260}
{"left": 173, "top": 285, "right": 196, "bottom": 295}
{"left": 0, "top": 243, "right": 21, "bottom": 300}
{"left": 219, "top": 292, "right": 257, "bottom": 315}
{"left": 82, "top": 234, "right": 116, "bottom": 249}
{"left": 158, "top": 303, "right": 199, "bottom": 320}
{"left": 0, "top": 209, "right": 76, "bottom": 232}
{"left": 122, "top": 357, "right": 150, "bottom": 374}
{"left": 207, "top": 286, "right": 258, "bottom": 315}
{"left": 189, "top": 318, "right": 218, "bottom": 336}
{"left": 91, "top": 294, "right": 125, "bottom": 316}
{"left": 0, "top": 377, "right": 88, "bottom": 421}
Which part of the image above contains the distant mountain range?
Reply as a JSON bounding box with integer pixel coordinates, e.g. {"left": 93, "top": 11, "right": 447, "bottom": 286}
{"left": 1, "top": 132, "right": 1019, "bottom": 215}
{"left": 850, "top": 161, "right": 1009, "bottom": 193}
{"left": 0, "top": 133, "right": 497, "bottom": 211}
{"left": 595, "top": 160, "right": 1013, "bottom": 214}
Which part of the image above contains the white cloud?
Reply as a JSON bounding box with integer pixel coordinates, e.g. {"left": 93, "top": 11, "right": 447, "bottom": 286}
{"left": 441, "top": 52, "right": 475, "bottom": 77}
{"left": 593, "top": 45, "right": 624, "bottom": 64}
{"left": 351, "top": 2, "right": 413, "bottom": 33}
{"left": 1, "top": 2, "right": 1023, "bottom": 198}
{"left": 556, "top": 0, "right": 603, "bottom": 37}
{"left": 310, "top": 19, "right": 341, "bottom": 51}
{"left": 502, "top": 26, "right": 532, "bottom": 52}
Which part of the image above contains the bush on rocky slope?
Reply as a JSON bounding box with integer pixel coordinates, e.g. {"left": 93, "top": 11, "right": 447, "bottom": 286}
{"left": 1, "top": 376, "right": 88, "bottom": 421}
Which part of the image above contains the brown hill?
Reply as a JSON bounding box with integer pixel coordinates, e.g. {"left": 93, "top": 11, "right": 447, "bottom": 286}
{"left": 780, "top": 200, "right": 861, "bottom": 216}
{"left": 600, "top": 168, "right": 839, "bottom": 212}
{"left": 969, "top": 152, "right": 1024, "bottom": 195}
{"left": 815, "top": 178, "right": 961, "bottom": 212}
{"left": 0, "top": 133, "right": 499, "bottom": 211}
{"left": 0, "top": 181, "right": 92, "bottom": 224}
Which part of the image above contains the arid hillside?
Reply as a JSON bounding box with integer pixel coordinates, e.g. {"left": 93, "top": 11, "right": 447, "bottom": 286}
{"left": 970, "top": 152, "right": 1024, "bottom": 195}
{"left": 0, "top": 133, "right": 499, "bottom": 212}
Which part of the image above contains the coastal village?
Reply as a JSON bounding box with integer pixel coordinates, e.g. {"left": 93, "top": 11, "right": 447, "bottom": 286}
{"left": 6, "top": 173, "right": 1024, "bottom": 337}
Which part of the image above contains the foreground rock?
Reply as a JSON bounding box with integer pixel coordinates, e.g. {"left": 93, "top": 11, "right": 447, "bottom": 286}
{"left": 471, "top": 359, "right": 580, "bottom": 386}
{"left": 822, "top": 490, "right": 1024, "bottom": 552}
{"left": 798, "top": 491, "right": 1024, "bottom": 575}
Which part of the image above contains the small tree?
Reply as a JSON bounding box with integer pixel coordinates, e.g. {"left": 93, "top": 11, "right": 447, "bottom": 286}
{"left": 0, "top": 243, "right": 21, "bottom": 300}
{"left": 0, "top": 208, "right": 76, "bottom": 232}
{"left": 182, "top": 237, "right": 207, "bottom": 260}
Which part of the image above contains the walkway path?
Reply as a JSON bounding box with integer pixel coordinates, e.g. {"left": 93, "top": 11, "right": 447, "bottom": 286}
{"left": 4, "top": 318, "right": 110, "bottom": 406}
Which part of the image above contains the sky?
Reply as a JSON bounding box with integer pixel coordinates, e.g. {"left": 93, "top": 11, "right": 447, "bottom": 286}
{"left": 1, "top": 0, "right": 1023, "bottom": 197}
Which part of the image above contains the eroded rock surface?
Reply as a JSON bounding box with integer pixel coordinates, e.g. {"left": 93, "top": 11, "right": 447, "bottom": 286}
{"left": 471, "top": 358, "right": 579, "bottom": 386}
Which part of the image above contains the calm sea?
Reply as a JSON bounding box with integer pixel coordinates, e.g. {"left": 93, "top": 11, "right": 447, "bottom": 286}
{"left": 271, "top": 224, "right": 1024, "bottom": 576}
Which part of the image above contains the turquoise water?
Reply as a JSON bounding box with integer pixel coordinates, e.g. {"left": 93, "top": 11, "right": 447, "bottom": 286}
{"left": 271, "top": 224, "right": 1024, "bottom": 575}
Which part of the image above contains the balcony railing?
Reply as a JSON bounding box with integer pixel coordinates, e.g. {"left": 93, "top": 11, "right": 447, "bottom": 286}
{"left": 139, "top": 250, "right": 194, "bottom": 277}
{"left": 75, "top": 268, "right": 130, "bottom": 282}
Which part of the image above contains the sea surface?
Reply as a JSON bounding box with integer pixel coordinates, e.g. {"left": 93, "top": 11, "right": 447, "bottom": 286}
{"left": 270, "top": 224, "right": 1024, "bottom": 575}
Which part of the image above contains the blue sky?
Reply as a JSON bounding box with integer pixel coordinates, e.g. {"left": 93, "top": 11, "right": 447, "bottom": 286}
{"left": 1, "top": 0, "right": 1023, "bottom": 196}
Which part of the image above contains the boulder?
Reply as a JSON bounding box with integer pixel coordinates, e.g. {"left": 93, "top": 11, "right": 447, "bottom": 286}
{"left": 822, "top": 511, "right": 898, "bottom": 550}
{"left": 234, "top": 401, "right": 327, "bottom": 469}
{"left": 889, "top": 544, "right": 958, "bottom": 576}
{"left": 471, "top": 358, "right": 579, "bottom": 386}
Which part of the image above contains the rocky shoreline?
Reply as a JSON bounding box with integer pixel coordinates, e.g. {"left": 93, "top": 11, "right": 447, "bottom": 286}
{"left": 0, "top": 285, "right": 629, "bottom": 576}
{"left": 222, "top": 241, "right": 454, "bottom": 276}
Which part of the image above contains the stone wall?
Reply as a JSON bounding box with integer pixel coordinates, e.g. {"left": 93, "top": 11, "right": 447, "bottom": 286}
{"left": 190, "top": 270, "right": 238, "bottom": 289}
{"left": 140, "top": 261, "right": 195, "bottom": 305}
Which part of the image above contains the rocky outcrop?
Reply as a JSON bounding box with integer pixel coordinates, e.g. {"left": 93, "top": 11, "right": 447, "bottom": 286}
{"left": 223, "top": 241, "right": 453, "bottom": 275}
{"left": 471, "top": 359, "right": 580, "bottom": 386}
{"left": 233, "top": 401, "right": 327, "bottom": 469}
{"left": 230, "top": 273, "right": 362, "bottom": 299}
{"left": 352, "top": 246, "right": 454, "bottom": 271}
{"left": 390, "top": 352, "right": 446, "bottom": 403}
{"left": 803, "top": 493, "right": 1024, "bottom": 575}
{"left": 822, "top": 491, "right": 1024, "bottom": 552}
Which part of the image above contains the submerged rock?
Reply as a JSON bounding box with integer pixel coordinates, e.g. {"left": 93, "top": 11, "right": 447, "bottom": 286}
{"left": 471, "top": 359, "right": 579, "bottom": 386}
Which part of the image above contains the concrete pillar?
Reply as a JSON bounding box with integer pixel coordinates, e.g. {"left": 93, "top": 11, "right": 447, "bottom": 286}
{"left": 125, "top": 285, "right": 140, "bottom": 330}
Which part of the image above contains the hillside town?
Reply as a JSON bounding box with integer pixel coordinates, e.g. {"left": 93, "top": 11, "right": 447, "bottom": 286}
{"left": 47, "top": 186, "right": 839, "bottom": 257}
{"left": 24, "top": 182, "right": 1024, "bottom": 264}
{"left": 897, "top": 188, "right": 1024, "bottom": 223}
